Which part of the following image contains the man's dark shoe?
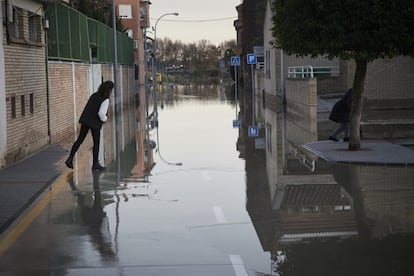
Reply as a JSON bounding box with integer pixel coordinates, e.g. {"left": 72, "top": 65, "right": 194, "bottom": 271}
{"left": 92, "top": 164, "right": 106, "bottom": 171}
{"left": 328, "top": 136, "right": 339, "bottom": 142}
{"left": 65, "top": 158, "right": 73, "bottom": 169}
{"left": 343, "top": 137, "right": 349, "bottom": 142}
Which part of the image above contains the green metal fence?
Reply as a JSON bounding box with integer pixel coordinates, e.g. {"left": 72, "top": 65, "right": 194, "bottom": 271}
{"left": 46, "top": 4, "right": 133, "bottom": 65}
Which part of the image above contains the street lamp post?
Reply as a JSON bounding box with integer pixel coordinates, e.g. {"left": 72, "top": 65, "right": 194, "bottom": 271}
{"left": 151, "top": 12, "right": 178, "bottom": 122}
{"left": 150, "top": 12, "right": 182, "bottom": 166}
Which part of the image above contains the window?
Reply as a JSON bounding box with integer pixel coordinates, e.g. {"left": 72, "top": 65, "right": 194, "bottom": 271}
{"left": 10, "top": 8, "right": 23, "bottom": 39}
{"left": 29, "top": 94, "right": 34, "bottom": 114}
{"left": 265, "top": 49, "right": 271, "bottom": 78}
{"left": 119, "top": 4, "right": 132, "bottom": 19}
{"left": 266, "top": 123, "right": 272, "bottom": 153}
{"left": 11, "top": 97, "right": 16, "bottom": 118}
{"left": 29, "top": 13, "right": 41, "bottom": 42}
{"left": 21, "top": 95, "right": 25, "bottom": 116}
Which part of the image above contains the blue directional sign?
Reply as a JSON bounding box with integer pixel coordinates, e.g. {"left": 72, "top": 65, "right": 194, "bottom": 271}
{"left": 232, "top": 119, "right": 241, "bottom": 128}
{"left": 219, "top": 60, "right": 225, "bottom": 68}
{"left": 248, "top": 125, "right": 259, "bottom": 137}
{"left": 247, "top": 54, "right": 257, "bottom": 65}
{"left": 231, "top": 56, "right": 241, "bottom": 67}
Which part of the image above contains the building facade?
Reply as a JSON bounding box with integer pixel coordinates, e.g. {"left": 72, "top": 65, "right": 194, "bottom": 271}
{"left": 0, "top": 1, "right": 150, "bottom": 170}
{"left": 0, "top": 0, "right": 50, "bottom": 166}
{"left": 115, "top": 0, "right": 153, "bottom": 176}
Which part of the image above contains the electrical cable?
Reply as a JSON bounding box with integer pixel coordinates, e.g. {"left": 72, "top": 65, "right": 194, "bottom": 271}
{"left": 150, "top": 16, "right": 237, "bottom": 23}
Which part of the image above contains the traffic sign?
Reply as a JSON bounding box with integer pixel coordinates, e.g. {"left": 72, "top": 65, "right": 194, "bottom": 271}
{"left": 231, "top": 56, "right": 240, "bottom": 66}
{"left": 219, "top": 60, "right": 225, "bottom": 68}
{"left": 247, "top": 54, "right": 257, "bottom": 65}
{"left": 232, "top": 120, "right": 241, "bottom": 128}
{"left": 248, "top": 125, "right": 259, "bottom": 137}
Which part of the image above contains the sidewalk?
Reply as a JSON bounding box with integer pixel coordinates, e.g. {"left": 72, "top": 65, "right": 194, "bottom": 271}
{"left": 303, "top": 139, "right": 414, "bottom": 166}
{"left": 0, "top": 145, "right": 67, "bottom": 234}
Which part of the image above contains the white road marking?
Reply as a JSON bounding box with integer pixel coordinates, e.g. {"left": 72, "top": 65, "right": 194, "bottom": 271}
{"left": 229, "top": 255, "right": 249, "bottom": 276}
{"left": 213, "top": 206, "right": 227, "bottom": 224}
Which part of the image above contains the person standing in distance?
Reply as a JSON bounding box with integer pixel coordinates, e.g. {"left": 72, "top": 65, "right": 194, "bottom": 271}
{"left": 328, "top": 88, "right": 352, "bottom": 142}
{"left": 65, "top": 80, "right": 114, "bottom": 171}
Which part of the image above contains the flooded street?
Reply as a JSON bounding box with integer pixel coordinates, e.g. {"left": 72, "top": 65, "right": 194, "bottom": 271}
{"left": 1, "top": 84, "right": 414, "bottom": 276}
{"left": 0, "top": 84, "right": 270, "bottom": 275}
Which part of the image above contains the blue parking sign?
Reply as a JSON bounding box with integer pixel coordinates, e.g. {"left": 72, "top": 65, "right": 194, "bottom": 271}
{"left": 233, "top": 119, "right": 241, "bottom": 128}
{"left": 248, "top": 125, "right": 259, "bottom": 137}
{"left": 247, "top": 54, "right": 257, "bottom": 64}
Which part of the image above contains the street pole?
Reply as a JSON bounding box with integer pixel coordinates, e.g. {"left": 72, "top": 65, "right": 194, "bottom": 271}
{"left": 280, "top": 49, "right": 286, "bottom": 172}
{"left": 142, "top": 11, "right": 151, "bottom": 171}
{"left": 151, "top": 12, "right": 182, "bottom": 167}
{"left": 151, "top": 12, "right": 178, "bottom": 122}
{"left": 234, "top": 65, "right": 238, "bottom": 118}
{"left": 251, "top": 63, "right": 255, "bottom": 126}
{"left": 111, "top": 0, "right": 120, "bottom": 179}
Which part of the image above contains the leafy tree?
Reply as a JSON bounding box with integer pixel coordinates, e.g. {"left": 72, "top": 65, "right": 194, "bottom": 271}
{"left": 271, "top": 0, "right": 414, "bottom": 150}
{"left": 220, "top": 40, "right": 237, "bottom": 79}
{"left": 72, "top": 0, "right": 125, "bottom": 32}
{"left": 156, "top": 38, "right": 229, "bottom": 82}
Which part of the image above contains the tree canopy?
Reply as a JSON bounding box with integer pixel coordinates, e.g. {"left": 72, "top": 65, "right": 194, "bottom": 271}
{"left": 156, "top": 38, "right": 236, "bottom": 83}
{"left": 272, "top": 0, "right": 414, "bottom": 61}
{"left": 271, "top": 0, "right": 414, "bottom": 149}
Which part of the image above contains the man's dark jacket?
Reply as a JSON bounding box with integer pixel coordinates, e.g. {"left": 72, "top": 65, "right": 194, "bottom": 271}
{"left": 329, "top": 91, "right": 352, "bottom": 123}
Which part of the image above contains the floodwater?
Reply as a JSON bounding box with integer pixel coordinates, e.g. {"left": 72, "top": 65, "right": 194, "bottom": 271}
{"left": 0, "top": 84, "right": 414, "bottom": 276}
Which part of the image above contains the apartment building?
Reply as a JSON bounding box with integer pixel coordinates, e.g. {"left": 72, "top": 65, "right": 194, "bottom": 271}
{"left": 115, "top": 0, "right": 152, "bottom": 175}
{"left": 1, "top": 0, "right": 149, "bottom": 170}
{"left": 0, "top": 0, "right": 55, "bottom": 167}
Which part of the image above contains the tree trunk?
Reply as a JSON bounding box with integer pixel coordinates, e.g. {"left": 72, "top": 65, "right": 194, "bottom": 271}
{"left": 349, "top": 58, "right": 367, "bottom": 150}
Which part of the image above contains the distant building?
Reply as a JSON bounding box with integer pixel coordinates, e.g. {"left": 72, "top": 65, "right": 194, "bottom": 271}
{"left": 115, "top": 0, "right": 154, "bottom": 175}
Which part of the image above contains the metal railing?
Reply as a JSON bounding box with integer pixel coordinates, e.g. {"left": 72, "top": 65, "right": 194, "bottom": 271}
{"left": 288, "top": 66, "right": 340, "bottom": 78}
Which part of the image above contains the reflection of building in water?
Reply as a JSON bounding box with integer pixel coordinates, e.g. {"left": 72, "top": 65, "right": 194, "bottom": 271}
{"left": 246, "top": 149, "right": 414, "bottom": 274}
{"left": 238, "top": 2, "right": 414, "bottom": 273}
{"left": 333, "top": 164, "right": 414, "bottom": 239}
{"left": 245, "top": 149, "right": 357, "bottom": 255}
{"left": 274, "top": 183, "right": 356, "bottom": 245}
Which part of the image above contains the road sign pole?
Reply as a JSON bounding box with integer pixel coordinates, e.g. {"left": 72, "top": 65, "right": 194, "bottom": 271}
{"left": 230, "top": 56, "right": 240, "bottom": 122}
{"left": 251, "top": 64, "right": 255, "bottom": 126}
{"left": 246, "top": 53, "right": 257, "bottom": 127}
{"left": 235, "top": 65, "right": 238, "bottom": 118}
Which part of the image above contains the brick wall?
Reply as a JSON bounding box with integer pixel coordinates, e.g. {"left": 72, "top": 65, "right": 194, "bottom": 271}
{"left": 4, "top": 43, "right": 48, "bottom": 164}
{"left": 48, "top": 62, "right": 90, "bottom": 146}
{"left": 366, "top": 56, "right": 414, "bottom": 100}
{"left": 1, "top": 4, "right": 139, "bottom": 167}
{"left": 285, "top": 78, "right": 318, "bottom": 146}
{"left": 48, "top": 63, "right": 136, "bottom": 167}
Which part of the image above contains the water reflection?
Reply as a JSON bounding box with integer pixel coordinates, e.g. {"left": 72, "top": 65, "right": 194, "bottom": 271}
{"left": 156, "top": 84, "right": 235, "bottom": 108}
{"left": 333, "top": 164, "right": 414, "bottom": 239}
{"left": 69, "top": 172, "right": 116, "bottom": 263}
{"left": 62, "top": 83, "right": 413, "bottom": 274}
{"left": 67, "top": 172, "right": 117, "bottom": 263}
{"left": 244, "top": 144, "right": 414, "bottom": 275}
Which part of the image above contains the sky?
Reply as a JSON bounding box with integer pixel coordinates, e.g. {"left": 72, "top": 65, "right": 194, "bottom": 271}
{"left": 149, "top": 0, "right": 242, "bottom": 45}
